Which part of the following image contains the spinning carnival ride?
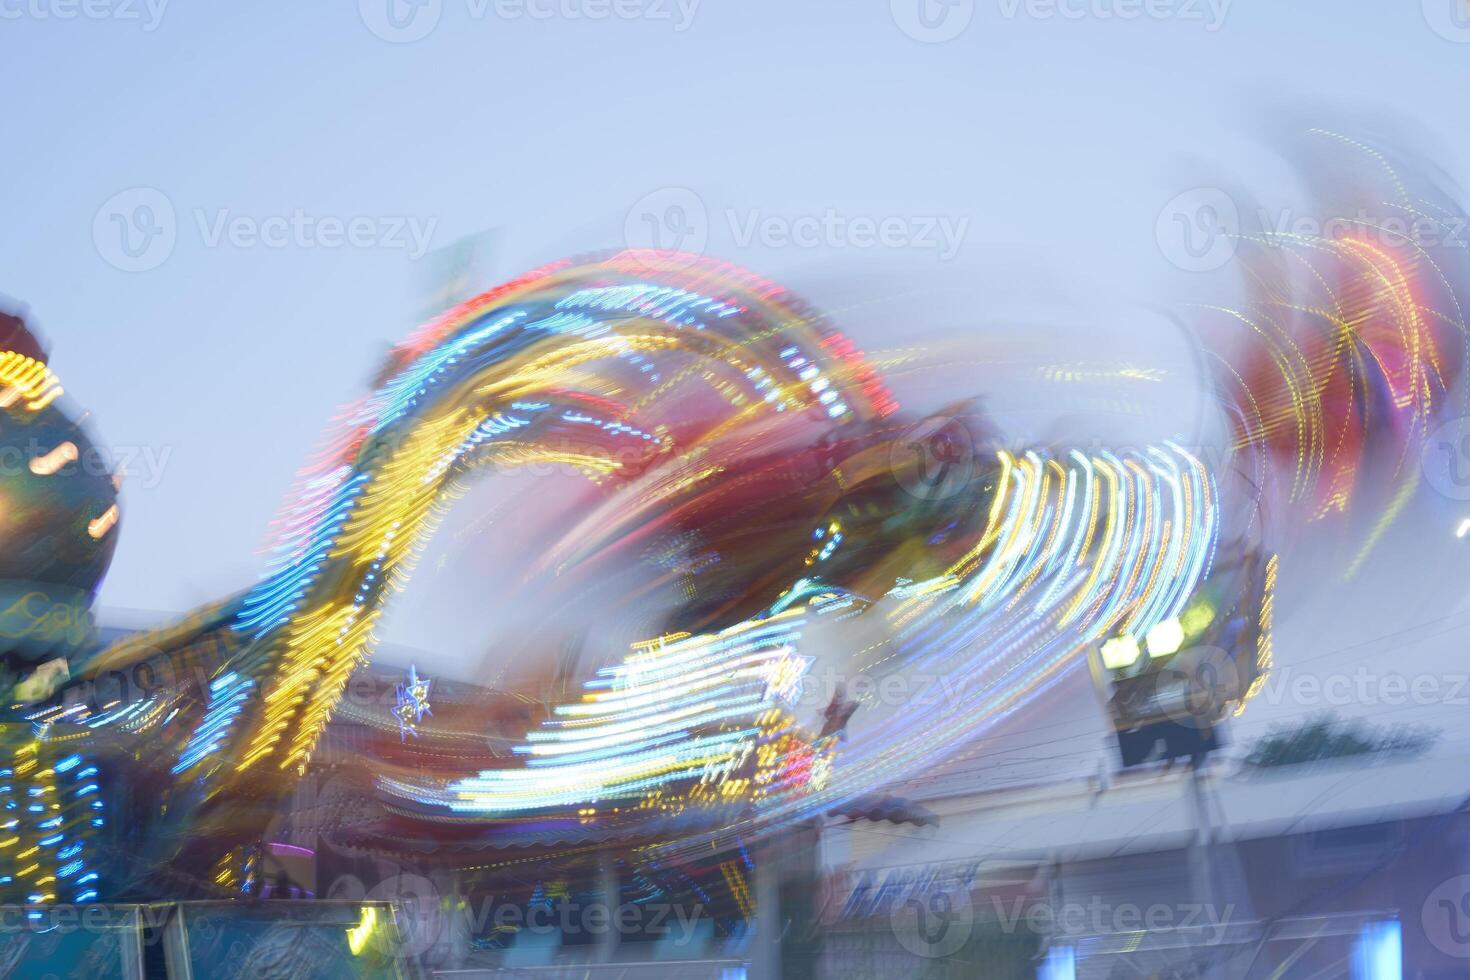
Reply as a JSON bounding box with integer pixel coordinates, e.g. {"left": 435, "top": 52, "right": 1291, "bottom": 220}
{"left": 0, "top": 132, "right": 1465, "bottom": 905}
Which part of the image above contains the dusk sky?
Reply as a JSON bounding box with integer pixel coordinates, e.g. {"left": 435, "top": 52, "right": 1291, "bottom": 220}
{"left": 4, "top": 3, "right": 1469, "bottom": 715}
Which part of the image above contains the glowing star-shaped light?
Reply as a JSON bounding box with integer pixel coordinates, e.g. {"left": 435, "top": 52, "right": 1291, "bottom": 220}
{"left": 762, "top": 652, "right": 813, "bottom": 705}
{"left": 393, "top": 666, "right": 433, "bottom": 740}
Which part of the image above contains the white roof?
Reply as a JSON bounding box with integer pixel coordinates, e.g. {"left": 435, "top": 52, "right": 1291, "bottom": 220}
{"left": 833, "top": 750, "right": 1470, "bottom": 875}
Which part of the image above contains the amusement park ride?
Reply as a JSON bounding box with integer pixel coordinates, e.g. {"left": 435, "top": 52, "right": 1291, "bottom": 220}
{"left": 0, "top": 138, "right": 1461, "bottom": 969}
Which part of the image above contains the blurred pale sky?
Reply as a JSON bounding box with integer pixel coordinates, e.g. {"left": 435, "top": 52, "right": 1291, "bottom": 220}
{"left": 3, "top": 2, "right": 1469, "bottom": 716}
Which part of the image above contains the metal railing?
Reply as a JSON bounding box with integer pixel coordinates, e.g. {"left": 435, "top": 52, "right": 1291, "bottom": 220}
{"left": 0, "top": 899, "right": 418, "bottom": 979}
